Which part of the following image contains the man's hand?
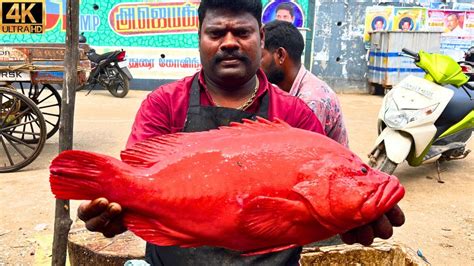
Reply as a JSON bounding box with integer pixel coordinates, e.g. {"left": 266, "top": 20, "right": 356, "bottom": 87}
{"left": 340, "top": 205, "right": 405, "bottom": 246}
{"left": 77, "top": 198, "right": 127, "bottom": 238}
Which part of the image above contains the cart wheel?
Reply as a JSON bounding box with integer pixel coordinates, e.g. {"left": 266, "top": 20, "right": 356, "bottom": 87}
{"left": 16, "top": 82, "right": 61, "bottom": 141}
{"left": 0, "top": 87, "right": 47, "bottom": 173}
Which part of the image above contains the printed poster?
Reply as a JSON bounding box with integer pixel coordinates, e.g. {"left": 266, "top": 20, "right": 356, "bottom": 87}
{"left": 426, "top": 9, "right": 468, "bottom": 37}
{"left": 363, "top": 6, "right": 393, "bottom": 43}
{"left": 465, "top": 11, "right": 474, "bottom": 37}
{"left": 392, "top": 7, "right": 426, "bottom": 31}
{"left": 0, "top": 0, "right": 312, "bottom": 82}
{"left": 262, "top": 0, "right": 305, "bottom": 28}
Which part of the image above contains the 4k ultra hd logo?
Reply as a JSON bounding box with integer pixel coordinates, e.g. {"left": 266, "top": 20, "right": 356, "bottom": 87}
{"left": 0, "top": 0, "right": 45, "bottom": 33}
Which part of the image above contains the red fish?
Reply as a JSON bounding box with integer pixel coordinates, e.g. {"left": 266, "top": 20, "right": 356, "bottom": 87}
{"left": 50, "top": 118, "right": 404, "bottom": 255}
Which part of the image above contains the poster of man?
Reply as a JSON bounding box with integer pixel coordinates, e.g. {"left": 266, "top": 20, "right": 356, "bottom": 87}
{"left": 363, "top": 6, "right": 393, "bottom": 43}
{"left": 372, "top": 16, "right": 387, "bottom": 30}
{"left": 393, "top": 7, "right": 425, "bottom": 32}
{"left": 443, "top": 12, "right": 466, "bottom": 36}
{"left": 275, "top": 2, "right": 295, "bottom": 23}
{"left": 427, "top": 9, "right": 469, "bottom": 38}
{"left": 262, "top": 0, "right": 304, "bottom": 28}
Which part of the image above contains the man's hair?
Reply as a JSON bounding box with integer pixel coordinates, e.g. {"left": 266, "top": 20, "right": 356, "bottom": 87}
{"left": 264, "top": 20, "right": 304, "bottom": 63}
{"left": 400, "top": 17, "right": 411, "bottom": 25}
{"left": 198, "top": 0, "right": 262, "bottom": 29}
{"left": 447, "top": 13, "right": 459, "bottom": 20}
{"left": 276, "top": 2, "right": 295, "bottom": 17}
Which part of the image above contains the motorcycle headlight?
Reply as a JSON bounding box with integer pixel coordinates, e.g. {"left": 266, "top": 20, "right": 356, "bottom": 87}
{"left": 384, "top": 97, "right": 439, "bottom": 129}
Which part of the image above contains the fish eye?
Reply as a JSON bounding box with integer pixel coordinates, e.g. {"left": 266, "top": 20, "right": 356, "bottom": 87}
{"left": 361, "top": 167, "right": 368, "bottom": 174}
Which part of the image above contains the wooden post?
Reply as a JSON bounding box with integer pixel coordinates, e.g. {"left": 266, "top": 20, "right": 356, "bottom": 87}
{"left": 52, "top": 0, "right": 80, "bottom": 264}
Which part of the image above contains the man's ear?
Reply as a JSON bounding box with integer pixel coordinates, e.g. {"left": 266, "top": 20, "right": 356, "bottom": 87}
{"left": 260, "top": 26, "right": 265, "bottom": 49}
{"left": 276, "top": 47, "right": 288, "bottom": 64}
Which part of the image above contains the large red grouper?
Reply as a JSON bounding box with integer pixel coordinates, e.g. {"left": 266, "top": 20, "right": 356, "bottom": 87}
{"left": 50, "top": 118, "right": 404, "bottom": 255}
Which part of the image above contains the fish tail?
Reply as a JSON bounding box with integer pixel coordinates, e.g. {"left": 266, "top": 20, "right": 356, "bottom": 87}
{"left": 49, "top": 150, "right": 126, "bottom": 200}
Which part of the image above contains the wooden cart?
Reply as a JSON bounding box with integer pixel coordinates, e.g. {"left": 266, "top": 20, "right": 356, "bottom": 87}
{"left": 0, "top": 44, "right": 91, "bottom": 172}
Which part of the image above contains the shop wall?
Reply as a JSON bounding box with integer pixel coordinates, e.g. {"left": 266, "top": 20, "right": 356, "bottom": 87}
{"left": 0, "top": 0, "right": 312, "bottom": 90}
{"left": 311, "top": 0, "right": 474, "bottom": 93}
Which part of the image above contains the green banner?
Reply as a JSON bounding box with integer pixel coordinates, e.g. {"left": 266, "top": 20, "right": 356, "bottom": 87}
{"left": 1, "top": 0, "right": 310, "bottom": 80}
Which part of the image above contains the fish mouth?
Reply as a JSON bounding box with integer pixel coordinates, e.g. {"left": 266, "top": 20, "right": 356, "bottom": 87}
{"left": 361, "top": 176, "right": 405, "bottom": 220}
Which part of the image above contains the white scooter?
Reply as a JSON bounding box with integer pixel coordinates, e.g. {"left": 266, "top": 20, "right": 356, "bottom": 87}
{"left": 368, "top": 48, "right": 474, "bottom": 180}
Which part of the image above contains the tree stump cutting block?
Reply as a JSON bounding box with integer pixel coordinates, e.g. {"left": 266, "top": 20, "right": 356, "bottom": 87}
{"left": 68, "top": 221, "right": 426, "bottom": 265}
{"left": 68, "top": 221, "right": 145, "bottom": 266}
{"left": 301, "top": 240, "right": 429, "bottom": 266}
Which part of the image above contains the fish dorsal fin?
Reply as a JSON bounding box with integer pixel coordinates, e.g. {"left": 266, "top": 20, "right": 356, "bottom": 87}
{"left": 121, "top": 132, "right": 205, "bottom": 167}
{"left": 121, "top": 117, "right": 292, "bottom": 168}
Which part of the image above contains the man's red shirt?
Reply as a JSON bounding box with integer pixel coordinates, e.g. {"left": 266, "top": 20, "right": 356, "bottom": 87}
{"left": 127, "top": 69, "right": 325, "bottom": 148}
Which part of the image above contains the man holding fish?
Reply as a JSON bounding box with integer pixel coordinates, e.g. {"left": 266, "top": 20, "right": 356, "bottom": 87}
{"left": 75, "top": 0, "right": 405, "bottom": 265}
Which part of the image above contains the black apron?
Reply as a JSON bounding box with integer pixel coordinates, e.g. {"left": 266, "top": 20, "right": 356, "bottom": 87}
{"left": 145, "top": 76, "right": 302, "bottom": 265}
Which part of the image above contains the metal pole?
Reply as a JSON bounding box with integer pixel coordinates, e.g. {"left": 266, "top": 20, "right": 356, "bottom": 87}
{"left": 52, "top": 0, "right": 79, "bottom": 264}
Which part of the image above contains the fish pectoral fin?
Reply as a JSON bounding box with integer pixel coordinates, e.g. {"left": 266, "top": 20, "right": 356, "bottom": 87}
{"left": 239, "top": 196, "right": 309, "bottom": 239}
{"left": 124, "top": 212, "right": 203, "bottom": 247}
{"left": 292, "top": 181, "right": 344, "bottom": 233}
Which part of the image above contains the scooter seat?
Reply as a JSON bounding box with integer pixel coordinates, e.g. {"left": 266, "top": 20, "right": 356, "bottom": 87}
{"left": 435, "top": 84, "right": 474, "bottom": 138}
{"left": 88, "top": 51, "right": 120, "bottom": 63}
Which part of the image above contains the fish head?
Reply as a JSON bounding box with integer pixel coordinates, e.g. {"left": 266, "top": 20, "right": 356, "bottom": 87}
{"left": 293, "top": 157, "right": 405, "bottom": 233}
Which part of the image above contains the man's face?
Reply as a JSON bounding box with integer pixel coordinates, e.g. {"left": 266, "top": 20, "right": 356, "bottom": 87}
{"left": 199, "top": 9, "right": 263, "bottom": 86}
{"left": 402, "top": 22, "right": 410, "bottom": 31}
{"left": 375, "top": 20, "right": 384, "bottom": 30}
{"left": 447, "top": 15, "right": 459, "bottom": 31}
{"left": 260, "top": 48, "right": 285, "bottom": 85}
{"left": 276, "top": 9, "right": 294, "bottom": 23}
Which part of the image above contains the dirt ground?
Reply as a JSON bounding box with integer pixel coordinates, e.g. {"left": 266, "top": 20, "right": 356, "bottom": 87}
{"left": 0, "top": 90, "right": 472, "bottom": 265}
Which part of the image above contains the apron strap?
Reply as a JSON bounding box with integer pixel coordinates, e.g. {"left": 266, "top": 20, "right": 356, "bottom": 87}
{"left": 188, "top": 75, "right": 201, "bottom": 114}
{"left": 256, "top": 92, "right": 269, "bottom": 118}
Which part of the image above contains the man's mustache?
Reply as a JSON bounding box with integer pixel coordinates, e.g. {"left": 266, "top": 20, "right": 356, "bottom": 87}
{"left": 214, "top": 52, "right": 249, "bottom": 63}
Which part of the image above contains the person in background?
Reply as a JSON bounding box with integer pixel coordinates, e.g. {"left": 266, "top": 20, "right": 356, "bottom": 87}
{"left": 275, "top": 2, "right": 295, "bottom": 23}
{"left": 77, "top": 1, "right": 404, "bottom": 265}
{"left": 261, "top": 20, "right": 349, "bottom": 147}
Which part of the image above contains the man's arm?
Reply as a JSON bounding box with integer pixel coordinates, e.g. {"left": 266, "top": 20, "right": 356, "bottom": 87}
{"left": 127, "top": 89, "right": 173, "bottom": 148}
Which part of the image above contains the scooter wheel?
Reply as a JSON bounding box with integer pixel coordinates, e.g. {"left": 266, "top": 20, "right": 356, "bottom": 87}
{"left": 378, "top": 155, "right": 398, "bottom": 175}
{"left": 368, "top": 145, "right": 398, "bottom": 174}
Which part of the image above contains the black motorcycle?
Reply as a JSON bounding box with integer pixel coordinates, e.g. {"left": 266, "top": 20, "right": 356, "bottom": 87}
{"left": 78, "top": 33, "right": 133, "bottom": 98}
